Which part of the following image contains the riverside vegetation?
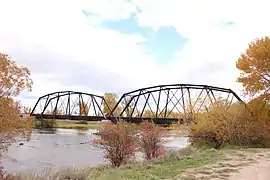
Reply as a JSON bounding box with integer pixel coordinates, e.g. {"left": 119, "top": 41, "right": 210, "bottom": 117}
{"left": 0, "top": 37, "right": 270, "bottom": 179}
{"left": 35, "top": 119, "right": 101, "bottom": 130}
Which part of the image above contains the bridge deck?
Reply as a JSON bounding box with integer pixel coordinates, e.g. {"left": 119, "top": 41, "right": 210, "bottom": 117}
{"left": 32, "top": 114, "right": 181, "bottom": 124}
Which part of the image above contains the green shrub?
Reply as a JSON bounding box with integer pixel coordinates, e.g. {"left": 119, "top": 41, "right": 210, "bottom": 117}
{"left": 37, "top": 119, "right": 56, "bottom": 128}
{"left": 77, "top": 120, "right": 88, "bottom": 125}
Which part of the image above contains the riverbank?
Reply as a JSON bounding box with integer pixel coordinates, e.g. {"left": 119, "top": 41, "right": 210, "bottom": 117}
{"left": 55, "top": 120, "right": 101, "bottom": 130}
{"left": 37, "top": 119, "right": 189, "bottom": 131}
{"left": 12, "top": 147, "right": 270, "bottom": 180}
{"left": 35, "top": 119, "right": 102, "bottom": 130}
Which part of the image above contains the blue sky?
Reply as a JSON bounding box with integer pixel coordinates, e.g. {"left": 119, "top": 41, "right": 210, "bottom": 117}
{"left": 100, "top": 14, "right": 187, "bottom": 64}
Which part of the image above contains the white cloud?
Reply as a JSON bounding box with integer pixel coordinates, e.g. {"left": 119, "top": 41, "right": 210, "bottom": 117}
{"left": 80, "top": 0, "right": 137, "bottom": 20}
{"left": 0, "top": 0, "right": 161, "bottom": 101}
{"left": 133, "top": 0, "right": 270, "bottom": 93}
{"left": 0, "top": 0, "right": 269, "bottom": 108}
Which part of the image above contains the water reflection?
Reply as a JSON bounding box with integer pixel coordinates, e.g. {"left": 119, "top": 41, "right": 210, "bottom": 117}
{"left": 2, "top": 128, "right": 188, "bottom": 174}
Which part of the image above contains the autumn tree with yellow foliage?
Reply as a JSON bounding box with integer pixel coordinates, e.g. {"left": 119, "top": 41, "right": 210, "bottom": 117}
{"left": 190, "top": 37, "right": 270, "bottom": 148}
{"left": 236, "top": 36, "right": 270, "bottom": 98}
{"left": 103, "top": 92, "right": 121, "bottom": 117}
{"left": 236, "top": 36, "right": 270, "bottom": 129}
{"left": 79, "top": 102, "right": 89, "bottom": 116}
{"left": 0, "top": 53, "right": 34, "bottom": 164}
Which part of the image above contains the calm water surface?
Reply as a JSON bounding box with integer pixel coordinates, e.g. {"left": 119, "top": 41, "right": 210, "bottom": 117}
{"left": 2, "top": 128, "right": 189, "bottom": 173}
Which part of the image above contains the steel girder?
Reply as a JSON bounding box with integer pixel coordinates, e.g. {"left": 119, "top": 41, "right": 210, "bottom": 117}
{"left": 30, "top": 91, "right": 110, "bottom": 120}
{"left": 109, "top": 84, "right": 245, "bottom": 121}
{"left": 30, "top": 84, "right": 246, "bottom": 123}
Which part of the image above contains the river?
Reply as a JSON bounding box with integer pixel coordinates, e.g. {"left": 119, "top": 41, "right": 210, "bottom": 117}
{"left": 2, "top": 128, "right": 189, "bottom": 173}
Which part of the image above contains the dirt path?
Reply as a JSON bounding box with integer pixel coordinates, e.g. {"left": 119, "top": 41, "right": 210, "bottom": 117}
{"left": 177, "top": 149, "right": 270, "bottom": 180}
{"left": 230, "top": 152, "right": 270, "bottom": 180}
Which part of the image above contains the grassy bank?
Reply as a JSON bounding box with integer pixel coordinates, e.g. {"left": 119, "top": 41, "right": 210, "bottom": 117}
{"left": 15, "top": 147, "right": 268, "bottom": 180}
{"left": 35, "top": 119, "right": 188, "bottom": 131}
{"left": 55, "top": 121, "right": 188, "bottom": 131}
{"left": 35, "top": 119, "right": 102, "bottom": 130}
{"left": 11, "top": 146, "right": 269, "bottom": 180}
{"left": 14, "top": 147, "right": 228, "bottom": 180}
{"left": 55, "top": 120, "right": 101, "bottom": 130}
{"left": 90, "top": 148, "right": 222, "bottom": 180}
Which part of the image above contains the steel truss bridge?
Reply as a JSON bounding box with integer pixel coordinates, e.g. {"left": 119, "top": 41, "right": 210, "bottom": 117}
{"left": 30, "top": 84, "right": 245, "bottom": 124}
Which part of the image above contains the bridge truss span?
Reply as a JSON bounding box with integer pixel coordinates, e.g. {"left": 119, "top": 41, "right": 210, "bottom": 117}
{"left": 30, "top": 91, "right": 110, "bottom": 121}
{"left": 109, "top": 84, "right": 244, "bottom": 122}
